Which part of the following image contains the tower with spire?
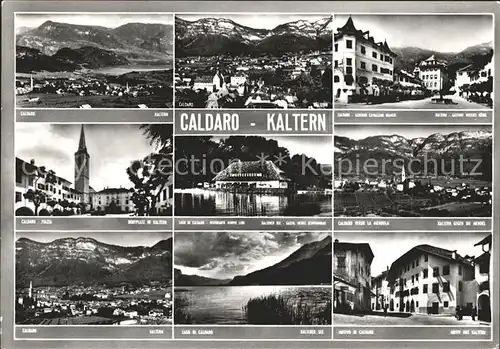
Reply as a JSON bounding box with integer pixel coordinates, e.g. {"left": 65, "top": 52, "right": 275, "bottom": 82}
{"left": 75, "top": 125, "right": 90, "bottom": 207}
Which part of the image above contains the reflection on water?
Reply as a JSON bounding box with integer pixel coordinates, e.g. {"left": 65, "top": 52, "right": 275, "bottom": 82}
{"left": 175, "top": 190, "right": 332, "bottom": 216}
{"left": 174, "top": 286, "right": 331, "bottom": 324}
{"left": 90, "top": 65, "right": 169, "bottom": 75}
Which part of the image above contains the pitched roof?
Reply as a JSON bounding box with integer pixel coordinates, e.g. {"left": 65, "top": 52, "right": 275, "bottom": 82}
{"left": 213, "top": 160, "right": 289, "bottom": 182}
{"left": 97, "top": 187, "right": 133, "bottom": 194}
{"left": 334, "top": 240, "right": 374, "bottom": 263}
{"left": 474, "top": 234, "right": 491, "bottom": 247}
{"left": 387, "top": 244, "right": 474, "bottom": 282}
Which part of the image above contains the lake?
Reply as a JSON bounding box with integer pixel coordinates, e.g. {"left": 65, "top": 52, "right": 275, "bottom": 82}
{"left": 174, "top": 286, "right": 332, "bottom": 324}
{"left": 89, "top": 65, "right": 170, "bottom": 75}
{"left": 175, "top": 190, "right": 332, "bottom": 216}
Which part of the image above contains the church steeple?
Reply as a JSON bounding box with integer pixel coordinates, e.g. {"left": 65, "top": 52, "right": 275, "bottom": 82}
{"left": 77, "top": 125, "right": 88, "bottom": 153}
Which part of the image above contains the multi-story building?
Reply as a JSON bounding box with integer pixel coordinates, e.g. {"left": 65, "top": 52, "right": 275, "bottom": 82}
{"left": 394, "top": 69, "right": 424, "bottom": 90}
{"left": 474, "top": 234, "right": 491, "bottom": 322}
{"left": 333, "top": 239, "right": 374, "bottom": 313}
{"left": 371, "top": 269, "right": 389, "bottom": 311}
{"left": 418, "top": 55, "right": 447, "bottom": 92}
{"left": 153, "top": 184, "right": 173, "bottom": 215}
{"left": 333, "top": 16, "right": 397, "bottom": 103}
{"left": 92, "top": 187, "right": 135, "bottom": 214}
{"left": 386, "top": 244, "right": 476, "bottom": 315}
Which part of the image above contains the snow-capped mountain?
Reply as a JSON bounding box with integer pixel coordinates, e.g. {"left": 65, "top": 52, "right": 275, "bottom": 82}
{"left": 175, "top": 16, "right": 333, "bottom": 57}
{"left": 334, "top": 130, "right": 492, "bottom": 178}
{"left": 16, "top": 237, "right": 172, "bottom": 287}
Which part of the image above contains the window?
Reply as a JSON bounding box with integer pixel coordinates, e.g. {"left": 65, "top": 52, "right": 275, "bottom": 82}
{"left": 346, "top": 40, "right": 353, "bottom": 49}
{"left": 432, "top": 283, "right": 439, "bottom": 293}
{"left": 38, "top": 183, "right": 45, "bottom": 190}
{"left": 443, "top": 265, "right": 450, "bottom": 275}
{"left": 337, "top": 256, "right": 346, "bottom": 268}
{"left": 459, "top": 266, "right": 463, "bottom": 276}
{"left": 444, "top": 301, "right": 449, "bottom": 308}
{"left": 458, "top": 281, "right": 463, "bottom": 292}
{"left": 372, "top": 51, "right": 377, "bottom": 59}
{"left": 380, "top": 67, "right": 390, "bottom": 74}
{"left": 334, "top": 75, "right": 340, "bottom": 83}
{"left": 443, "top": 282, "right": 450, "bottom": 292}
{"left": 16, "top": 192, "right": 22, "bottom": 203}
{"left": 346, "top": 58, "right": 352, "bottom": 66}
{"left": 424, "top": 254, "right": 428, "bottom": 262}
{"left": 334, "top": 60, "right": 338, "bottom": 68}
{"left": 423, "top": 269, "right": 428, "bottom": 278}
{"left": 416, "top": 258, "right": 419, "bottom": 267}
{"left": 433, "top": 267, "right": 439, "bottom": 277}
{"left": 334, "top": 43, "right": 338, "bottom": 52}
{"left": 346, "top": 67, "right": 353, "bottom": 75}
{"left": 416, "top": 301, "right": 419, "bottom": 308}
{"left": 411, "top": 275, "right": 414, "bottom": 283}
{"left": 423, "top": 284, "right": 428, "bottom": 294}
{"left": 372, "top": 64, "right": 378, "bottom": 72}
{"left": 415, "top": 274, "right": 419, "bottom": 282}
{"left": 412, "top": 261, "right": 415, "bottom": 269}
{"left": 361, "top": 46, "right": 366, "bottom": 54}
{"left": 361, "top": 61, "right": 366, "bottom": 70}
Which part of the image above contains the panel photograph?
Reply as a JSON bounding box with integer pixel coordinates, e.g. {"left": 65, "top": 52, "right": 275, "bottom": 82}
{"left": 15, "top": 13, "right": 174, "bottom": 108}
{"left": 175, "top": 13, "right": 333, "bottom": 109}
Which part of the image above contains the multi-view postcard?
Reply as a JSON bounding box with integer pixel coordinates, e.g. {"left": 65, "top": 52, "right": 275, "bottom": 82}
{"left": 175, "top": 14, "right": 333, "bottom": 109}
{"left": 333, "top": 14, "right": 493, "bottom": 109}
{"left": 174, "top": 231, "right": 332, "bottom": 325}
{"left": 174, "top": 135, "right": 332, "bottom": 216}
{"left": 334, "top": 125, "right": 492, "bottom": 218}
{"left": 15, "top": 123, "right": 173, "bottom": 218}
{"left": 15, "top": 13, "right": 174, "bottom": 109}
{"left": 16, "top": 231, "right": 173, "bottom": 325}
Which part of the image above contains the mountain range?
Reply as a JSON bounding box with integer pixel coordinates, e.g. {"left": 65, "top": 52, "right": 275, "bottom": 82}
{"left": 16, "top": 237, "right": 172, "bottom": 288}
{"left": 334, "top": 130, "right": 492, "bottom": 179}
{"left": 16, "top": 20, "right": 173, "bottom": 72}
{"left": 392, "top": 41, "right": 493, "bottom": 72}
{"left": 175, "top": 16, "right": 333, "bottom": 57}
{"left": 174, "top": 236, "right": 332, "bottom": 286}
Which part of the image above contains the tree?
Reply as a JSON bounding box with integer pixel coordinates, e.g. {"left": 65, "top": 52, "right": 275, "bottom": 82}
{"left": 22, "top": 160, "right": 57, "bottom": 216}
{"left": 127, "top": 124, "right": 173, "bottom": 216}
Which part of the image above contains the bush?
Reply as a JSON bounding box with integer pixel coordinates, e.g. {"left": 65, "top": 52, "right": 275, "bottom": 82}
{"left": 16, "top": 207, "right": 34, "bottom": 216}
{"left": 38, "top": 209, "right": 50, "bottom": 216}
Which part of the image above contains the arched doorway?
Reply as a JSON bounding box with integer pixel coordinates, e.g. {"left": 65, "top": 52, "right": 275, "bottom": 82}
{"left": 390, "top": 299, "right": 394, "bottom": 311}
{"left": 478, "top": 294, "right": 491, "bottom": 322}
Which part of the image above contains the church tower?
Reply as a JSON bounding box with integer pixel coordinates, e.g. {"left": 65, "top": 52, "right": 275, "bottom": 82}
{"left": 75, "top": 125, "right": 90, "bottom": 207}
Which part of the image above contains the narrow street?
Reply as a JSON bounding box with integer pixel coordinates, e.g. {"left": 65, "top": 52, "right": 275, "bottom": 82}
{"left": 334, "top": 313, "right": 490, "bottom": 325}
{"left": 336, "top": 96, "right": 490, "bottom": 109}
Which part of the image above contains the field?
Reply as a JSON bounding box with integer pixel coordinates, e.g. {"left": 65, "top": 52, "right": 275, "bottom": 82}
{"left": 26, "top": 316, "right": 118, "bottom": 325}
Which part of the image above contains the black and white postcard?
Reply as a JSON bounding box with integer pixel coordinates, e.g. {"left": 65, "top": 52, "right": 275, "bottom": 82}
{"left": 175, "top": 14, "right": 333, "bottom": 109}
{"left": 15, "top": 13, "right": 174, "bottom": 108}
{"left": 334, "top": 125, "right": 492, "bottom": 218}
{"left": 334, "top": 15, "right": 493, "bottom": 109}
{"left": 15, "top": 123, "right": 173, "bottom": 217}
{"left": 16, "top": 231, "right": 173, "bottom": 325}
{"left": 174, "top": 135, "right": 332, "bottom": 216}
{"left": 174, "top": 231, "right": 332, "bottom": 324}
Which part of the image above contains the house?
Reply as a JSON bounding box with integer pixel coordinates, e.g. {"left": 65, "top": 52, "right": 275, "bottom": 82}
{"left": 474, "top": 234, "right": 491, "bottom": 322}
{"left": 371, "top": 269, "right": 389, "bottom": 311}
{"left": 418, "top": 55, "right": 447, "bottom": 92}
{"left": 386, "top": 244, "right": 476, "bottom": 315}
{"left": 333, "top": 239, "right": 374, "bottom": 313}
{"left": 333, "top": 16, "right": 396, "bottom": 103}
{"left": 213, "top": 160, "right": 289, "bottom": 190}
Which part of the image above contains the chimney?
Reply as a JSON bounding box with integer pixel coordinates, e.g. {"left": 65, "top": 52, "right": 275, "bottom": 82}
{"left": 452, "top": 250, "right": 457, "bottom": 259}
{"left": 386, "top": 266, "right": 389, "bottom": 271}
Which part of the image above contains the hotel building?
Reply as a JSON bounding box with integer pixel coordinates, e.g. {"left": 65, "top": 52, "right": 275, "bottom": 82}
{"left": 333, "top": 239, "right": 374, "bottom": 313}
{"left": 333, "top": 16, "right": 397, "bottom": 103}
{"left": 417, "top": 55, "right": 447, "bottom": 92}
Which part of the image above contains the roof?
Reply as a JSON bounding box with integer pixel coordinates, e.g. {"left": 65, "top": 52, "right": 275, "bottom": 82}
{"left": 474, "top": 234, "right": 492, "bottom": 247}
{"left": 76, "top": 125, "right": 88, "bottom": 154}
{"left": 97, "top": 187, "right": 133, "bottom": 194}
{"left": 387, "top": 244, "right": 474, "bottom": 282}
{"left": 195, "top": 76, "right": 213, "bottom": 83}
{"left": 16, "top": 157, "right": 72, "bottom": 185}
{"left": 213, "top": 160, "right": 289, "bottom": 182}
{"left": 335, "top": 16, "right": 396, "bottom": 57}
{"left": 372, "top": 270, "right": 388, "bottom": 281}
{"left": 334, "top": 240, "right": 374, "bottom": 263}
{"left": 457, "top": 64, "right": 474, "bottom": 72}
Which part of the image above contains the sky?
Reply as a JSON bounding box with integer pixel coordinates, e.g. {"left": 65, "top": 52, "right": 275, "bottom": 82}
{"left": 215, "top": 136, "right": 333, "bottom": 165}
{"left": 335, "top": 231, "right": 489, "bottom": 276}
{"left": 15, "top": 123, "right": 167, "bottom": 191}
{"left": 176, "top": 14, "right": 331, "bottom": 29}
{"left": 16, "top": 231, "right": 171, "bottom": 247}
{"left": 16, "top": 13, "right": 173, "bottom": 30}
{"left": 174, "top": 231, "right": 330, "bottom": 280}
{"left": 335, "top": 125, "right": 492, "bottom": 140}
{"left": 334, "top": 15, "right": 492, "bottom": 52}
